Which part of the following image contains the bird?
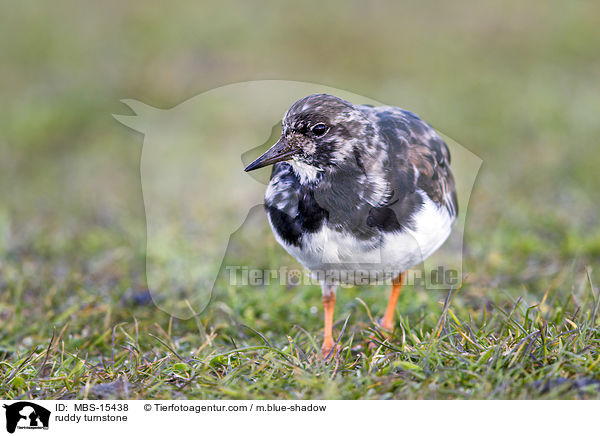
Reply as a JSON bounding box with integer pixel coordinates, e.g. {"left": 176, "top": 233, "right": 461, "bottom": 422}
{"left": 244, "top": 93, "right": 458, "bottom": 358}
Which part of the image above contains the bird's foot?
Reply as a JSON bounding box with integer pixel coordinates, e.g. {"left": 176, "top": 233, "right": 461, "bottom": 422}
{"left": 379, "top": 314, "right": 395, "bottom": 332}
{"left": 321, "top": 339, "right": 341, "bottom": 360}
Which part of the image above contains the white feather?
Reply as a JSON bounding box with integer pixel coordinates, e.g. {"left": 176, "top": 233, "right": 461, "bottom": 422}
{"left": 268, "top": 190, "right": 453, "bottom": 283}
{"left": 289, "top": 159, "right": 322, "bottom": 184}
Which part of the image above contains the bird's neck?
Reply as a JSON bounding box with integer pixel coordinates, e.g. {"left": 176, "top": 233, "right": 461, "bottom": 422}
{"left": 289, "top": 159, "right": 323, "bottom": 184}
{"left": 308, "top": 160, "right": 391, "bottom": 221}
{"left": 320, "top": 144, "right": 391, "bottom": 207}
{"left": 291, "top": 142, "right": 391, "bottom": 208}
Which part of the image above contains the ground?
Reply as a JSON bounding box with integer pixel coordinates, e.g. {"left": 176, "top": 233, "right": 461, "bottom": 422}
{"left": 1, "top": 1, "right": 599, "bottom": 400}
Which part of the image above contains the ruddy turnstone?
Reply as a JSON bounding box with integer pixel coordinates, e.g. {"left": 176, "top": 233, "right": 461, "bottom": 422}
{"left": 245, "top": 94, "right": 458, "bottom": 358}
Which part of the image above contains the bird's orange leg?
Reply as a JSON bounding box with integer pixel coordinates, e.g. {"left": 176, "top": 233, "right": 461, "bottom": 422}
{"left": 321, "top": 284, "right": 338, "bottom": 358}
{"left": 380, "top": 272, "right": 405, "bottom": 331}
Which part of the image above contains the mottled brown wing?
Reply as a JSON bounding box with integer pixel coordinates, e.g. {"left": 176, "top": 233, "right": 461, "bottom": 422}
{"left": 407, "top": 134, "right": 458, "bottom": 217}
{"left": 380, "top": 108, "right": 458, "bottom": 217}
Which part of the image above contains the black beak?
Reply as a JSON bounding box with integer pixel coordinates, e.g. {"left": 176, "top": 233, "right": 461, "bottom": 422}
{"left": 244, "top": 138, "right": 298, "bottom": 172}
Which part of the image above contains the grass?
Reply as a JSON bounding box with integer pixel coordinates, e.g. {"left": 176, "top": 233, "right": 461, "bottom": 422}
{"left": 1, "top": 232, "right": 599, "bottom": 399}
{"left": 1, "top": 0, "right": 600, "bottom": 400}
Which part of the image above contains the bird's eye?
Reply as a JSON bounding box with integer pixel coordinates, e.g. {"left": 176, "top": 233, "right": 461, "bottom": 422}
{"left": 311, "top": 123, "right": 328, "bottom": 137}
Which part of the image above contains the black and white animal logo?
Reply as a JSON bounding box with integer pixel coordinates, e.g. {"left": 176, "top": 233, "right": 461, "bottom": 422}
{"left": 2, "top": 402, "right": 50, "bottom": 434}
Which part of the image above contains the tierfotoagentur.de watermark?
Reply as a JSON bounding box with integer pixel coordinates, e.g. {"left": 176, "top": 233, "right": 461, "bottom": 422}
{"left": 225, "top": 265, "right": 459, "bottom": 288}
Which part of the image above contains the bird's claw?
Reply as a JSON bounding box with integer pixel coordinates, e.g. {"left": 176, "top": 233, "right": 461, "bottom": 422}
{"left": 321, "top": 342, "right": 341, "bottom": 360}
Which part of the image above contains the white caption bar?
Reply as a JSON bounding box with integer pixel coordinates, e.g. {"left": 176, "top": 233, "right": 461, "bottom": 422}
{"left": 0, "top": 400, "right": 596, "bottom": 435}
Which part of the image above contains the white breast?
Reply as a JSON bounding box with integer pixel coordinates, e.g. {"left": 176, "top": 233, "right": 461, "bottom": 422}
{"left": 268, "top": 190, "right": 454, "bottom": 282}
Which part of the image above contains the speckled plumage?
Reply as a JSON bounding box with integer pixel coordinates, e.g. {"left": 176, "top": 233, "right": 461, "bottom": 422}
{"left": 251, "top": 94, "right": 457, "bottom": 283}
{"left": 243, "top": 93, "right": 460, "bottom": 356}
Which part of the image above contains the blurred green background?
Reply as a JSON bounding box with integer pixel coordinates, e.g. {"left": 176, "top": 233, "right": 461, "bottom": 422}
{"left": 1, "top": 0, "right": 598, "bottom": 263}
{"left": 1, "top": 0, "right": 599, "bottom": 399}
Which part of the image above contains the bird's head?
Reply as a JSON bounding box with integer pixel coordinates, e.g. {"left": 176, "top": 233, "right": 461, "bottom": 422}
{"left": 244, "top": 94, "right": 374, "bottom": 181}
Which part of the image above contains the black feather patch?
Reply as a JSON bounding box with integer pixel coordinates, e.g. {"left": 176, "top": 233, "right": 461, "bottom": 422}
{"left": 265, "top": 163, "right": 329, "bottom": 247}
{"left": 266, "top": 205, "right": 303, "bottom": 247}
